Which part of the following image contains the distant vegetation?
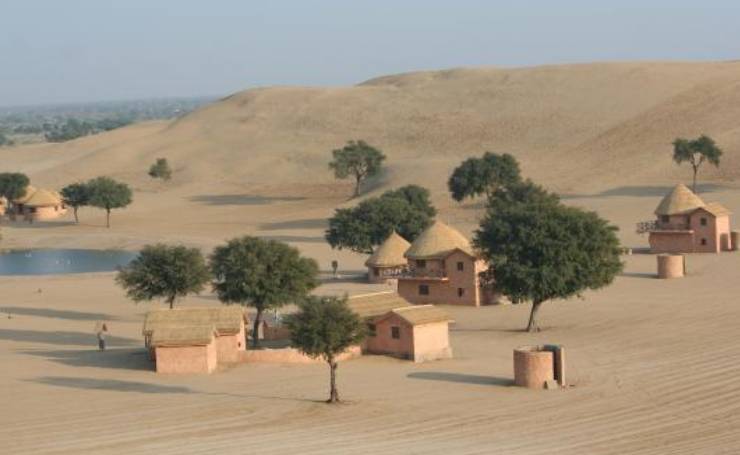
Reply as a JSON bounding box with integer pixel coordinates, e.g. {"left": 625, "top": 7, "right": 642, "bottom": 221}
{"left": 148, "top": 158, "right": 173, "bottom": 181}
{"left": 672, "top": 134, "right": 722, "bottom": 192}
{"left": 329, "top": 140, "right": 386, "bottom": 197}
{"left": 325, "top": 185, "right": 436, "bottom": 254}
{"left": 0, "top": 96, "right": 215, "bottom": 145}
{"left": 448, "top": 152, "right": 521, "bottom": 202}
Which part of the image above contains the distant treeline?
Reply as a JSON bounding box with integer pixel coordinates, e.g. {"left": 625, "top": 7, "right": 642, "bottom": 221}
{"left": 0, "top": 95, "right": 216, "bottom": 145}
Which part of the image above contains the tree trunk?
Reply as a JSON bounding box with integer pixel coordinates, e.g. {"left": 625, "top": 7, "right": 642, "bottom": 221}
{"left": 526, "top": 300, "right": 543, "bottom": 332}
{"left": 692, "top": 165, "right": 698, "bottom": 193}
{"left": 168, "top": 296, "right": 175, "bottom": 310}
{"left": 73, "top": 207, "right": 79, "bottom": 224}
{"left": 106, "top": 208, "right": 111, "bottom": 228}
{"left": 353, "top": 175, "right": 362, "bottom": 198}
{"left": 252, "top": 308, "right": 263, "bottom": 348}
{"left": 327, "top": 357, "right": 339, "bottom": 403}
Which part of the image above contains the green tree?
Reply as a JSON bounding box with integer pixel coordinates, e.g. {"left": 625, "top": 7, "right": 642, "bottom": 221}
{"left": 148, "top": 158, "right": 172, "bottom": 181}
{"left": 116, "top": 244, "right": 210, "bottom": 309}
{"left": 475, "top": 182, "right": 622, "bottom": 332}
{"left": 285, "top": 296, "right": 365, "bottom": 403}
{"left": 329, "top": 140, "right": 386, "bottom": 197}
{"left": 87, "top": 176, "right": 133, "bottom": 228}
{"left": 0, "top": 173, "right": 30, "bottom": 213}
{"left": 209, "top": 236, "right": 319, "bottom": 348}
{"left": 60, "top": 182, "right": 91, "bottom": 224}
{"left": 672, "top": 135, "right": 722, "bottom": 193}
{"left": 448, "top": 152, "right": 521, "bottom": 202}
{"left": 326, "top": 187, "right": 435, "bottom": 254}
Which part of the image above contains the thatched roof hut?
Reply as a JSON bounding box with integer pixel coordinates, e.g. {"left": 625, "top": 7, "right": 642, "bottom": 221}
{"left": 23, "top": 189, "right": 63, "bottom": 208}
{"left": 365, "top": 231, "right": 410, "bottom": 267}
{"left": 143, "top": 307, "right": 248, "bottom": 337}
{"left": 347, "top": 291, "right": 411, "bottom": 319}
{"left": 404, "top": 220, "right": 475, "bottom": 259}
{"left": 150, "top": 325, "right": 217, "bottom": 347}
{"left": 14, "top": 185, "right": 37, "bottom": 204}
{"left": 384, "top": 305, "right": 453, "bottom": 325}
{"left": 654, "top": 184, "right": 706, "bottom": 216}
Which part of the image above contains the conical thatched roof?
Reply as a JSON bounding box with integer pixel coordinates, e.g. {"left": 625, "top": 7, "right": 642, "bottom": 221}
{"left": 654, "top": 184, "right": 706, "bottom": 216}
{"left": 23, "top": 189, "right": 62, "bottom": 207}
{"left": 14, "top": 185, "right": 37, "bottom": 204}
{"left": 365, "top": 231, "right": 411, "bottom": 267}
{"left": 405, "top": 220, "right": 474, "bottom": 259}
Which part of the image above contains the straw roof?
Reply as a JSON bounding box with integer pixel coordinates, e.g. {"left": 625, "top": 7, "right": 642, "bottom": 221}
{"left": 381, "top": 304, "right": 452, "bottom": 326}
{"left": 365, "top": 231, "right": 411, "bottom": 267}
{"left": 654, "top": 184, "right": 706, "bottom": 216}
{"left": 346, "top": 291, "right": 411, "bottom": 319}
{"left": 23, "top": 189, "right": 62, "bottom": 207}
{"left": 150, "top": 325, "right": 216, "bottom": 347}
{"left": 698, "top": 202, "right": 731, "bottom": 217}
{"left": 404, "top": 220, "right": 475, "bottom": 259}
{"left": 143, "top": 306, "right": 247, "bottom": 336}
{"left": 14, "top": 185, "right": 37, "bottom": 204}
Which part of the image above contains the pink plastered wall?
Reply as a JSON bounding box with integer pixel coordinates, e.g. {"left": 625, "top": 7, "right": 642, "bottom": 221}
{"left": 155, "top": 342, "right": 217, "bottom": 374}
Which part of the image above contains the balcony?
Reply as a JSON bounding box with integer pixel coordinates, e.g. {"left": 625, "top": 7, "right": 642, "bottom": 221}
{"left": 393, "top": 266, "right": 449, "bottom": 281}
{"left": 637, "top": 220, "right": 691, "bottom": 234}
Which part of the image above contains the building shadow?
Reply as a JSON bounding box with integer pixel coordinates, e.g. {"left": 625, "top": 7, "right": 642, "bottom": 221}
{"left": 28, "top": 376, "right": 192, "bottom": 394}
{"left": 189, "top": 194, "right": 306, "bottom": 206}
{"left": 260, "top": 218, "right": 327, "bottom": 230}
{"left": 21, "top": 347, "right": 153, "bottom": 371}
{"left": 407, "top": 371, "right": 514, "bottom": 386}
{"left": 0, "top": 329, "right": 137, "bottom": 347}
{"left": 563, "top": 183, "right": 724, "bottom": 200}
{"left": 1, "top": 306, "right": 117, "bottom": 321}
{"left": 620, "top": 272, "right": 657, "bottom": 279}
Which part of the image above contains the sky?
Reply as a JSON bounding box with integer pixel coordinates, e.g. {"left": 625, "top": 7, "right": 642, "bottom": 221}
{"left": 2, "top": 0, "right": 740, "bottom": 107}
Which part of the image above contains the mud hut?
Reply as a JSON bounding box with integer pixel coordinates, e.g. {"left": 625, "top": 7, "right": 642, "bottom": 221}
{"left": 16, "top": 189, "right": 67, "bottom": 222}
{"left": 365, "top": 231, "right": 411, "bottom": 283}
{"left": 150, "top": 326, "right": 218, "bottom": 374}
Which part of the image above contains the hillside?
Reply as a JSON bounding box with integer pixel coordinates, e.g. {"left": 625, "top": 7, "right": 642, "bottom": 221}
{"left": 4, "top": 61, "right": 740, "bottom": 198}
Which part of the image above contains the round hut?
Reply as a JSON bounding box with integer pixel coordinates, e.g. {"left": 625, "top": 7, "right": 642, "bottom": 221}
{"left": 365, "top": 231, "right": 411, "bottom": 283}
{"left": 18, "top": 189, "right": 67, "bottom": 222}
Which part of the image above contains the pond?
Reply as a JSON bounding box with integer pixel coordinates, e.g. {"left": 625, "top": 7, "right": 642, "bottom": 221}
{"left": 0, "top": 249, "right": 137, "bottom": 276}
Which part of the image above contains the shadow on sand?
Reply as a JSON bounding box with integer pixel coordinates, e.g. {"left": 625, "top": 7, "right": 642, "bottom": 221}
{"left": 22, "top": 347, "right": 153, "bottom": 371}
{"left": 0, "top": 329, "right": 137, "bottom": 347}
{"left": 408, "top": 371, "right": 513, "bottom": 386}
{"left": 189, "top": 194, "right": 306, "bottom": 206}
{"left": 620, "top": 272, "right": 657, "bottom": 279}
{"left": 258, "top": 235, "right": 326, "bottom": 244}
{"left": 28, "top": 376, "right": 192, "bottom": 394}
{"left": 1, "top": 306, "right": 117, "bottom": 321}
{"left": 260, "top": 218, "right": 327, "bottom": 230}
{"left": 319, "top": 273, "right": 368, "bottom": 284}
{"left": 563, "top": 183, "right": 724, "bottom": 200}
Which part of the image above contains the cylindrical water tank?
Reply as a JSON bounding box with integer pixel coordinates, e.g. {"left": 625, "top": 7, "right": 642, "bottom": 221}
{"left": 514, "top": 346, "right": 554, "bottom": 389}
{"left": 657, "top": 254, "right": 684, "bottom": 279}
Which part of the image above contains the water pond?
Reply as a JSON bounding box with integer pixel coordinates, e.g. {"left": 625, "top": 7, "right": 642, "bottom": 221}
{"left": 0, "top": 249, "right": 137, "bottom": 276}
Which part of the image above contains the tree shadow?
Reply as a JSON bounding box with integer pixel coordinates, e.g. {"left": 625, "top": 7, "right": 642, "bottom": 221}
{"left": 3, "top": 220, "right": 78, "bottom": 229}
{"left": 0, "top": 329, "right": 137, "bottom": 347}
{"left": 562, "top": 183, "right": 724, "bottom": 200}
{"left": 258, "top": 235, "right": 325, "bottom": 244}
{"left": 189, "top": 194, "right": 306, "bottom": 206}
{"left": 407, "top": 371, "right": 514, "bottom": 386}
{"left": 28, "top": 376, "right": 192, "bottom": 394}
{"left": 21, "top": 347, "right": 153, "bottom": 371}
{"left": 1, "top": 306, "right": 118, "bottom": 321}
{"left": 260, "top": 218, "right": 327, "bottom": 230}
{"left": 318, "top": 273, "right": 368, "bottom": 284}
{"left": 620, "top": 272, "right": 657, "bottom": 279}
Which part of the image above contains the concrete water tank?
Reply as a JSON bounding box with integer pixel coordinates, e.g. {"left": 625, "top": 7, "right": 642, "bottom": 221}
{"left": 514, "top": 346, "right": 554, "bottom": 389}
{"left": 657, "top": 254, "right": 684, "bottom": 279}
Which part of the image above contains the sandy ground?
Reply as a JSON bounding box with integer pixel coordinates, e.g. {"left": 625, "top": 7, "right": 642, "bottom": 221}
{"left": 2, "top": 61, "right": 740, "bottom": 453}
{"left": 2, "top": 182, "right": 740, "bottom": 454}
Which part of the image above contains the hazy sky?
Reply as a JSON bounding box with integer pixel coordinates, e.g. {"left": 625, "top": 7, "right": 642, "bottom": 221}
{"left": 2, "top": 1, "right": 740, "bottom": 106}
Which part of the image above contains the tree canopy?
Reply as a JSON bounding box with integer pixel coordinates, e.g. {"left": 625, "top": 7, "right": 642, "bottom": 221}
{"left": 87, "top": 176, "right": 133, "bottom": 228}
{"left": 672, "top": 135, "right": 722, "bottom": 192}
{"left": 116, "top": 244, "right": 211, "bottom": 309}
{"left": 285, "top": 295, "right": 365, "bottom": 403}
{"left": 325, "top": 185, "right": 435, "bottom": 254}
{"left": 448, "top": 152, "right": 521, "bottom": 202}
{"left": 209, "top": 236, "right": 319, "bottom": 347}
{"left": 148, "top": 158, "right": 172, "bottom": 181}
{"left": 60, "top": 182, "right": 91, "bottom": 224}
{"left": 475, "top": 181, "right": 622, "bottom": 332}
{"left": 329, "top": 140, "right": 386, "bottom": 197}
{"left": 0, "top": 172, "right": 30, "bottom": 206}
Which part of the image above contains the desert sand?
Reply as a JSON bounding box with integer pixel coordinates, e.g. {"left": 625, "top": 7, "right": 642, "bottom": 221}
{"left": 2, "top": 62, "right": 740, "bottom": 454}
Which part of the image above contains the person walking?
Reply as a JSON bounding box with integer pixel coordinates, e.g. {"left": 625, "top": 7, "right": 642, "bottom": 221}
{"left": 95, "top": 322, "right": 108, "bottom": 351}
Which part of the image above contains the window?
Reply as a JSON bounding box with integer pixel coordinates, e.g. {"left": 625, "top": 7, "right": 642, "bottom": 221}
{"left": 456, "top": 261, "right": 464, "bottom": 271}
{"left": 700, "top": 217, "right": 707, "bottom": 226}
{"left": 391, "top": 326, "right": 400, "bottom": 339}
{"left": 419, "top": 284, "right": 429, "bottom": 295}
{"left": 660, "top": 215, "right": 669, "bottom": 223}
{"left": 701, "top": 238, "right": 707, "bottom": 246}
{"left": 367, "top": 323, "right": 377, "bottom": 337}
{"left": 373, "top": 268, "right": 380, "bottom": 276}
{"left": 457, "top": 288, "right": 465, "bottom": 297}
{"left": 416, "top": 259, "right": 426, "bottom": 268}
